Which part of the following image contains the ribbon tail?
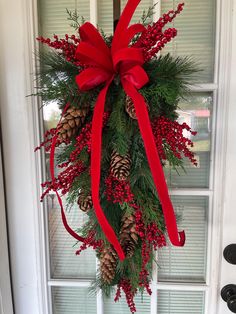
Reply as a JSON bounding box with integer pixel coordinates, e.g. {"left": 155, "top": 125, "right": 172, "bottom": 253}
{"left": 122, "top": 81, "right": 185, "bottom": 247}
{"left": 91, "top": 78, "right": 125, "bottom": 261}
{"left": 50, "top": 103, "right": 85, "bottom": 243}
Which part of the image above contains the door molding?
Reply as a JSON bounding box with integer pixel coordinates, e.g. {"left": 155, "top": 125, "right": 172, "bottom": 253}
{"left": 0, "top": 138, "right": 13, "bottom": 314}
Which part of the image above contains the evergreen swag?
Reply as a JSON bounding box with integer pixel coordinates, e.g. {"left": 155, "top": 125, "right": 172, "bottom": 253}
{"left": 35, "top": 1, "right": 199, "bottom": 312}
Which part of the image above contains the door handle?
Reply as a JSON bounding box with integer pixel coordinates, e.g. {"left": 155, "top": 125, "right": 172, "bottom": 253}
{"left": 224, "top": 244, "right": 236, "bottom": 265}
{"left": 221, "top": 284, "right": 236, "bottom": 313}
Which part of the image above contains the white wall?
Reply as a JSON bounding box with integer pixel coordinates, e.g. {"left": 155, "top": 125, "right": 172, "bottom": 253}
{"left": 0, "top": 0, "right": 43, "bottom": 313}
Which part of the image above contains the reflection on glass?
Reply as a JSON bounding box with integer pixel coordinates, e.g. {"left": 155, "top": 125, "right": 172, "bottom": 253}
{"left": 52, "top": 287, "right": 97, "bottom": 314}
{"left": 157, "top": 290, "right": 205, "bottom": 314}
{"left": 165, "top": 93, "right": 213, "bottom": 188}
{"left": 158, "top": 196, "right": 208, "bottom": 283}
{"left": 43, "top": 102, "right": 96, "bottom": 279}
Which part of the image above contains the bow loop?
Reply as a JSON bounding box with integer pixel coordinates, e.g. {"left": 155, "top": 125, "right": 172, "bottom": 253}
{"left": 122, "top": 65, "right": 149, "bottom": 89}
{"left": 76, "top": 42, "right": 113, "bottom": 72}
{"left": 76, "top": 68, "right": 112, "bottom": 91}
{"left": 112, "top": 47, "right": 144, "bottom": 73}
{"left": 79, "top": 22, "right": 111, "bottom": 57}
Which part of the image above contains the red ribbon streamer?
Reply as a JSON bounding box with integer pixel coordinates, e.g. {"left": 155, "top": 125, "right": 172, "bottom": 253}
{"left": 50, "top": 0, "right": 185, "bottom": 261}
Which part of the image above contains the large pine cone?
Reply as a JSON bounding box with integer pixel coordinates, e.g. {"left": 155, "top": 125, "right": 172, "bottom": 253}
{"left": 57, "top": 106, "right": 88, "bottom": 141}
{"left": 77, "top": 194, "right": 92, "bottom": 212}
{"left": 100, "top": 246, "right": 118, "bottom": 284}
{"left": 110, "top": 151, "right": 131, "bottom": 181}
{"left": 120, "top": 214, "right": 139, "bottom": 258}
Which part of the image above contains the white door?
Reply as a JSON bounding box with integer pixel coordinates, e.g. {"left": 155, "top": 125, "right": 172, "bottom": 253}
{"left": 0, "top": 0, "right": 236, "bottom": 313}
{"left": 218, "top": 1, "right": 236, "bottom": 312}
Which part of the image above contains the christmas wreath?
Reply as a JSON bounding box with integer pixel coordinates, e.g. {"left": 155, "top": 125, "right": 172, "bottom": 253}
{"left": 35, "top": 0, "right": 198, "bottom": 312}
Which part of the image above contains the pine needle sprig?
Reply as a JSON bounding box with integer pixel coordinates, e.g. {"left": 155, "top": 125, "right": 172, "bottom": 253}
{"left": 66, "top": 8, "right": 85, "bottom": 30}
{"left": 140, "top": 3, "right": 159, "bottom": 25}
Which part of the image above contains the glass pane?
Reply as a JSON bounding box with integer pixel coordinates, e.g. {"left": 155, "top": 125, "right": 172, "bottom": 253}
{"left": 43, "top": 103, "right": 96, "bottom": 279}
{"left": 104, "top": 292, "right": 150, "bottom": 314}
{"left": 39, "top": 0, "right": 90, "bottom": 38}
{"left": 157, "top": 290, "right": 205, "bottom": 314}
{"left": 165, "top": 93, "right": 213, "bottom": 188}
{"left": 158, "top": 196, "right": 208, "bottom": 283}
{"left": 161, "top": 0, "right": 216, "bottom": 82}
{"left": 48, "top": 197, "right": 96, "bottom": 279}
{"left": 52, "top": 287, "right": 97, "bottom": 314}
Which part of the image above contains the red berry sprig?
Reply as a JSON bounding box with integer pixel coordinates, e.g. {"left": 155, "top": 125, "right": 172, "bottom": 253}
{"left": 115, "top": 279, "right": 137, "bottom": 313}
{"left": 104, "top": 174, "right": 134, "bottom": 204}
{"left": 37, "top": 34, "right": 81, "bottom": 66}
{"left": 41, "top": 161, "right": 85, "bottom": 200}
{"left": 152, "top": 116, "right": 197, "bottom": 166}
{"left": 76, "top": 230, "right": 103, "bottom": 256}
{"left": 134, "top": 3, "right": 184, "bottom": 61}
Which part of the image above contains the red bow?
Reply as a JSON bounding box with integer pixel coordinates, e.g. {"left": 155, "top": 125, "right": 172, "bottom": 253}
{"left": 73, "top": 0, "right": 185, "bottom": 261}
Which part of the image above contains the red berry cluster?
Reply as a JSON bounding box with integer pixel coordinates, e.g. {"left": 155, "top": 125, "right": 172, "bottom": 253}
{"left": 139, "top": 240, "right": 152, "bottom": 295}
{"left": 134, "top": 210, "right": 146, "bottom": 239}
{"left": 134, "top": 3, "right": 184, "bottom": 61}
{"left": 115, "top": 279, "right": 137, "bottom": 313}
{"left": 104, "top": 174, "right": 134, "bottom": 204}
{"left": 70, "top": 121, "right": 92, "bottom": 161}
{"left": 133, "top": 210, "right": 152, "bottom": 294}
{"left": 70, "top": 113, "right": 109, "bottom": 161}
{"left": 41, "top": 161, "right": 85, "bottom": 200}
{"left": 146, "top": 223, "right": 166, "bottom": 250}
{"left": 152, "top": 116, "right": 197, "bottom": 166}
{"left": 134, "top": 211, "right": 167, "bottom": 294}
{"left": 76, "top": 230, "right": 103, "bottom": 256}
{"left": 35, "top": 128, "right": 59, "bottom": 152}
{"left": 37, "top": 34, "right": 81, "bottom": 66}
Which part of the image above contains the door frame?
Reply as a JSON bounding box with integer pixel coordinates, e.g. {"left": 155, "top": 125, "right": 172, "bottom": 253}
{"left": 0, "top": 0, "right": 234, "bottom": 313}
{"left": 0, "top": 138, "right": 14, "bottom": 314}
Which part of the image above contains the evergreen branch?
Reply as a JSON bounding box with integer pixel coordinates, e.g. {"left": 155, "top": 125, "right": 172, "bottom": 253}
{"left": 140, "top": 2, "right": 159, "bottom": 25}
{"left": 66, "top": 8, "right": 85, "bottom": 30}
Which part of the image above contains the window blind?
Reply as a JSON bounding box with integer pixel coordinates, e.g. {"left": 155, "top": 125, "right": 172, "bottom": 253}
{"left": 104, "top": 292, "right": 150, "bottom": 314}
{"left": 157, "top": 290, "right": 205, "bottom": 314}
{"left": 97, "top": 0, "right": 114, "bottom": 35}
{"left": 52, "top": 287, "right": 97, "bottom": 314}
{"left": 161, "top": 0, "right": 216, "bottom": 83}
{"left": 39, "top": 0, "right": 90, "bottom": 38}
{"left": 48, "top": 196, "right": 96, "bottom": 279}
{"left": 158, "top": 196, "right": 208, "bottom": 282}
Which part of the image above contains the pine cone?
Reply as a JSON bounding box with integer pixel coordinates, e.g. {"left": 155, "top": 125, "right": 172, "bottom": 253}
{"left": 100, "top": 246, "right": 118, "bottom": 284}
{"left": 110, "top": 151, "right": 131, "bottom": 181}
{"left": 125, "top": 96, "right": 137, "bottom": 119}
{"left": 57, "top": 106, "right": 88, "bottom": 141}
{"left": 77, "top": 194, "right": 92, "bottom": 212}
{"left": 120, "top": 214, "right": 139, "bottom": 258}
{"left": 125, "top": 96, "right": 149, "bottom": 120}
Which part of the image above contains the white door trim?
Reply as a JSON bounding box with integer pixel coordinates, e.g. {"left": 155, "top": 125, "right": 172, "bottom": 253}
{"left": 0, "top": 0, "right": 47, "bottom": 313}
{"left": 0, "top": 139, "right": 13, "bottom": 314}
